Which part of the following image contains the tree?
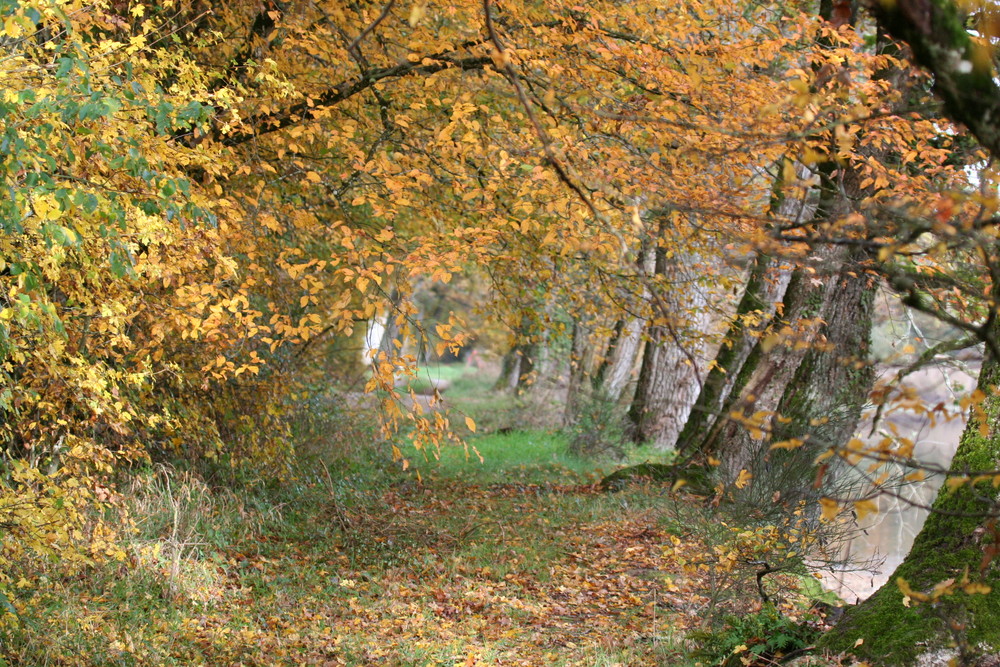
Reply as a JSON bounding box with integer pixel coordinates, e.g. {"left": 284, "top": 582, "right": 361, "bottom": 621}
{"left": 821, "top": 0, "right": 1000, "bottom": 661}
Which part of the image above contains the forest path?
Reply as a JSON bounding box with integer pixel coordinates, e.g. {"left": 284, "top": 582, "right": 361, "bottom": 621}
{"left": 176, "top": 474, "right": 698, "bottom": 665}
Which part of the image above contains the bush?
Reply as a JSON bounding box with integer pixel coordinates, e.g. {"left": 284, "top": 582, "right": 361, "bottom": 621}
{"left": 566, "top": 390, "right": 630, "bottom": 458}
{"left": 688, "top": 604, "right": 818, "bottom": 667}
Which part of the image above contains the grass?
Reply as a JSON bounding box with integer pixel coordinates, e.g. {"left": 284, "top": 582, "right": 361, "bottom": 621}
{"left": 0, "top": 371, "right": 840, "bottom": 667}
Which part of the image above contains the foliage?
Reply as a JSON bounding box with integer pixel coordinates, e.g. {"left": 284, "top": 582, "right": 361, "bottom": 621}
{"left": 1, "top": 422, "right": 839, "bottom": 666}
{"left": 566, "top": 389, "right": 631, "bottom": 458}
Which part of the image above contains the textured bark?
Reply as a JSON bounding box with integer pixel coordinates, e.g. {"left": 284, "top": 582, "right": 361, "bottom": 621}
{"left": 708, "top": 258, "right": 836, "bottom": 479}
{"left": 627, "top": 240, "right": 712, "bottom": 450}
{"left": 599, "top": 317, "right": 645, "bottom": 402}
{"left": 729, "top": 245, "right": 876, "bottom": 502}
{"left": 593, "top": 246, "right": 656, "bottom": 403}
{"left": 676, "top": 253, "right": 789, "bottom": 454}
{"left": 494, "top": 345, "right": 521, "bottom": 391}
{"left": 697, "top": 158, "right": 876, "bottom": 489}
{"left": 378, "top": 288, "right": 404, "bottom": 359}
{"left": 563, "top": 320, "right": 588, "bottom": 425}
{"left": 677, "top": 154, "right": 812, "bottom": 456}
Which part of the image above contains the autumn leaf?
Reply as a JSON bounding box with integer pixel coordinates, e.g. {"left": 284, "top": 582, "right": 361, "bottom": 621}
{"left": 853, "top": 499, "right": 878, "bottom": 521}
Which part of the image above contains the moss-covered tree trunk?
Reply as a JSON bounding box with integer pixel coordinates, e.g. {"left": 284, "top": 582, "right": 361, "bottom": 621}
{"left": 822, "top": 319, "right": 1000, "bottom": 664}
{"left": 675, "top": 253, "right": 780, "bottom": 453}
{"left": 820, "top": 7, "right": 1000, "bottom": 658}
{"left": 732, "top": 243, "right": 876, "bottom": 504}
{"left": 676, "top": 155, "right": 811, "bottom": 457}
{"left": 707, "top": 241, "right": 873, "bottom": 486}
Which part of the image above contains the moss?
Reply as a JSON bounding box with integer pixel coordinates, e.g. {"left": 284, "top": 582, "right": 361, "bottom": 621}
{"left": 599, "top": 462, "right": 712, "bottom": 494}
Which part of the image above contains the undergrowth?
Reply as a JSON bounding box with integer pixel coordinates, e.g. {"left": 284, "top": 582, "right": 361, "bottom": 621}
{"left": 0, "top": 366, "right": 847, "bottom": 666}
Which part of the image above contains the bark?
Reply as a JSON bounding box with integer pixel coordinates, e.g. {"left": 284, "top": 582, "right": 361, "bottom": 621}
{"left": 494, "top": 309, "right": 542, "bottom": 394}
{"left": 676, "top": 253, "right": 785, "bottom": 454}
{"left": 563, "top": 320, "right": 588, "bottom": 425}
{"left": 727, "top": 244, "right": 876, "bottom": 504}
{"left": 627, "top": 231, "right": 712, "bottom": 450}
{"left": 691, "top": 164, "right": 876, "bottom": 497}
{"left": 493, "top": 340, "right": 537, "bottom": 394}
{"left": 676, "top": 155, "right": 811, "bottom": 456}
{"left": 494, "top": 346, "right": 521, "bottom": 391}
{"left": 596, "top": 317, "right": 645, "bottom": 402}
{"left": 593, "top": 245, "right": 656, "bottom": 403}
{"left": 378, "top": 288, "right": 403, "bottom": 360}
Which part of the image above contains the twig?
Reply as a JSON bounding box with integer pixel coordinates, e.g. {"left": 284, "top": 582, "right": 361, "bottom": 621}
{"left": 346, "top": 0, "right": 397, "bottom": 56}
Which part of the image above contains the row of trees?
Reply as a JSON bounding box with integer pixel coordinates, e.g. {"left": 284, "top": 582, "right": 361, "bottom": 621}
{"left": 2, "top": 0, "right": 999, "bottom": 661}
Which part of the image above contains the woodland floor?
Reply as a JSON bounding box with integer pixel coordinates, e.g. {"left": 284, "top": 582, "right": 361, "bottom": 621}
{"left": 3, "top": 367, "right": 847, "bottom": 666}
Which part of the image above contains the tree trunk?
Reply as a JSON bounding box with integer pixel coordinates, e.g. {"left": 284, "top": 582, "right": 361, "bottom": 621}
{"left": 564, "top": 319, "right": 588, "bottom": 425}
{"left": 627, "top": 223, "right": 712, "bottom": 450}
{"left": 822, "top": 314, "right": 1000, "bottom": 665}
{"left": 378, "top": 288, "right": 404, "bottom": 360}
{"left": 676, "top": 253, "right": 785, "bottom": 453}
{"left": 593, "top": 244, "right": 655, "bottom": 403}
{"left": 494, "top": 345, "right": 521, "bottom": 392}
{"left": 596, "top": 317, "right": 645, "bottom": 402}
{"left": 724, "top": 244, "right": 876, "bottom": 503}
{"left": 676, "top": 155, "right": 811, "bottom": 457}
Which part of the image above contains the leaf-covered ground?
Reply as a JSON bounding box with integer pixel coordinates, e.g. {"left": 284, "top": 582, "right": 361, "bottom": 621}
{"left": 3, "top": 392, "right": 839, "bottom": 666}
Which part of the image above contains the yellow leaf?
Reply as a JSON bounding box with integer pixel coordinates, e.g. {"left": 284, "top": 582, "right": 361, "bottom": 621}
{"left": 770, "top": 438, "right": 803, "bottom": 451}
{"left": 465, "top": 416, "right": 476, "bottom": 432}
{"left": 896, "top": 577, "right": 929, "bottom": 603}
{"left": 734, "top": 469, "right": 752, "bottom": 489}
{"left": 819, "top": 497, "right": 839, "bottom": 521}
{"left": 305, "top": 171, "right": 322, "bottom": 183}
{"left": 3, "top": 16, "right": 22, "bottom": 38}
{"left": 782, "top": 159, "right": 796, "bottom": 184}
{"left": 391, "top": 444, "right": 402, "bottom": 462}
{"left": 963, "top": 582, "right": 991, "bottom": 595}
{"left": 854, "top": 498, "right": 878, "bottom": 521}
{"left": 946, "top": 476, "right": 969, "bottom": 491}
{"left": 408, "top": 2, "right": 426, "bottom": 26}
